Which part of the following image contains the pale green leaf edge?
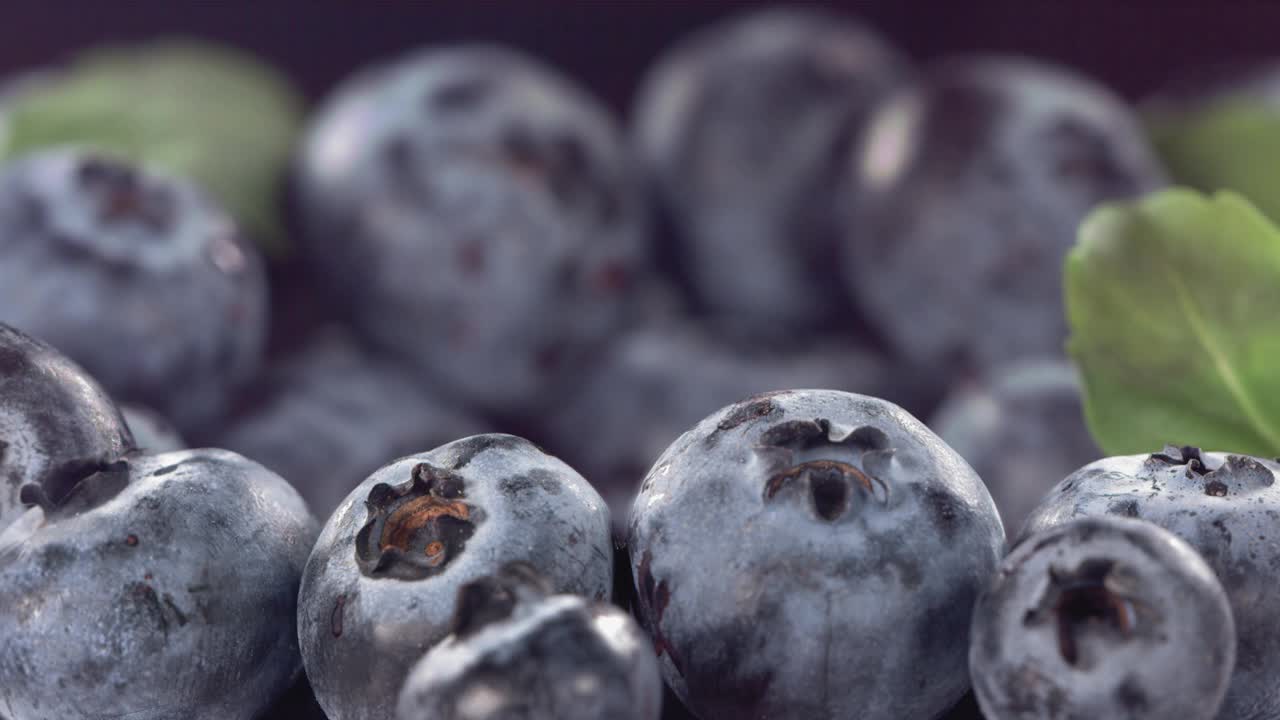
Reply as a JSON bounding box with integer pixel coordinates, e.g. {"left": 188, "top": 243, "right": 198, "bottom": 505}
{"left": 1067, "top": 187, "right": 1280, "bottom": 457}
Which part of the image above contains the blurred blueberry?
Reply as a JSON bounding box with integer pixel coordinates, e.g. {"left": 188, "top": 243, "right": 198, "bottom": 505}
{"left": 0, "top": 149, "right": 268, "bottom": 433}
{"left": 297, "top": 46, "right": 648, "bottom": 415}
{"left": 846, "top": 56, "right": 1165, "bottom": 377}
{"left": 633, "top": 6, "right": 907, "bottom": 340}
{"left": 931, "top": 359, "right": 1100, "bottom": 535}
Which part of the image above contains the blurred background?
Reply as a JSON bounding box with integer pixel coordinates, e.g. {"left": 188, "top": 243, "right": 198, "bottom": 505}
{"left": 0, "top": 2, "right": 1270, "bottom": 105}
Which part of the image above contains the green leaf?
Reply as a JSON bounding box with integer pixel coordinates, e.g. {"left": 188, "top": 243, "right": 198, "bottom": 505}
{"left": 1067, "top": 188, "right": 1280, "bottom": 457}
{"left": 1147, "top": 100, "right": 1280, "bottom": 226}
{"left": 0, "top": 39, "right": 303, "bottom": 257}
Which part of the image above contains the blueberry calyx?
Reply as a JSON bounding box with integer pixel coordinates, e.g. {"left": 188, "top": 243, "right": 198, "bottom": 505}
{"left": 18, "top": 458, "right": 131, "bottom": 518}
{"left": 1147, "top": 445, "right": 1276, "bottom": 496}
{"left": 764, "top": 460, "right": 878, "bottom": 520}
{"left": 355, "top": 462, "right": 481, "bottom": 580}
{"left": 1024, "top": 558, "right": 1141, "bottom": 669}
{"left": 758, "top": 418, "right": 893, "bottom": 518}
{"left": 76, "top": 157, "right": 174, "bottom": 233}
{"left": 1149, "top": 444, "right": 1206, "bottom": 473}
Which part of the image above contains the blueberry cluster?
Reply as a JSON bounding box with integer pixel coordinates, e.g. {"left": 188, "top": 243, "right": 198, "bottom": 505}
{"left": 1, "top": 5, "right": 1262, "bottom": 720}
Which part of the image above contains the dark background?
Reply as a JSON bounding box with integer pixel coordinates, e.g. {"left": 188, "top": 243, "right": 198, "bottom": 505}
{"left": 1, "top": 1, "right": 1275, "bottom": 112}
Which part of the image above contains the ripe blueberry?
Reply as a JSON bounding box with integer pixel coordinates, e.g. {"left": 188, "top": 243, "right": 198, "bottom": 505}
{"left": 297, "top": 46, "right": 647, "bottom": 415}
{"left": 1024, "top": 446, "right": 1280, "bottom": 719}
{"left": 971, "top": 516, "right": 1234, "bottom": 720}
{"left": 633, "top": 7, "right": 906, "bottom": 339}
{"left": 0, "top": 150, "right": 267, "bottom": 432}
{"left": 396, "top": 563, "right": 662, "bottom": 720}
{"left": 628, "top": 389, "right": 1004, "bottom": 719}
{"left": 0, "top": 322, "right": 133, "bottom": 533}
{"left": 0, "top": 449, "right": 319, "bottom": 719}
{"left": 846, "top": 56, "right": 1166, "bottom": 376}
{"left": 298, "top": 433, "right": 613, "bottom": 720}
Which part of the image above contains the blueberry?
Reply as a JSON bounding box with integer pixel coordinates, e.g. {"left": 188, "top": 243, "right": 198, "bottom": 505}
{"left": 0, "top": 448, "right": 319, "bottom": 719}
{"left": 121, "top": 404, "right": 186, "bottom": 454}
{"left": 972, "top": 516, "right": 1235, "bottom": 720}
{"left": 298, "top": 433, "right": 613, "bottom": 720}
{"left": 298, "top": 46, "right": 647, "bottom": 415}
{"left": 1023, "top": 446, "right": 1280, "bottom": 718}
{"left": 544, "top": 319, "right": 894, "bottom": 531}
{"left": 396, "top": 563, "right": 662, "bottom": 720}
{"left": 628, "top": 389, "right": 1004, "bottom": 719}
{"left": 0, "top": 323, "right": 134, "bottom": 533}
{"left": 846, "top": 56, "right": 1166, "bottom": 376}
{"left": 0, "top": 149, "right": 268, "bottom": 433}
{"left": 215, "top": 330, "right": 488, "bottom": 519}
{"left": 930, "top": 359, "right": 1100, "bottom": 534}
{"left": 633, "top": 7, "right": 906, "bottom": 339}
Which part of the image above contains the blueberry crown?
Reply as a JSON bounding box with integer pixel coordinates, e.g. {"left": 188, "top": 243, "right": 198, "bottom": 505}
{"left": 355, "top": 462, "right": 482, "bottom": 581}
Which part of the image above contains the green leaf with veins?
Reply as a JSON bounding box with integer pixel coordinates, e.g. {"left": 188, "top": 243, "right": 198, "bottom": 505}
{"left": 1147, "top": 100, "right": 1280, "bottom": 226}
{"left": 0, "top": 40, "right": 302, "bottom": 256}
{"left": 1067, "top": 188, "right": 1280, "bottom": 457}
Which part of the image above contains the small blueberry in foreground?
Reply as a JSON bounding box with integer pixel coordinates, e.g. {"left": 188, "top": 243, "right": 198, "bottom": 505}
{"left": 298, "top": 433, "right": 613, "bottom": 720}
{"left": 0, "top": 150, "right": 268, "bottom": 432}
{"left": 1024, "top": 446, "right": 1280, "bottom": 719}
{"left": 971, "top": 516, "right": 1234, "bottom": 720}
{"left": 396, "top": 563, "right": 662, "bottom": 720}
{"left": 0, "top": 323, "right": 133, "bottom": 533}
{"left": 628, "top": 389, "right": 1004, "bottom": 719}
{"left": 0, "top": 449, "right": 319, "bottom": 720}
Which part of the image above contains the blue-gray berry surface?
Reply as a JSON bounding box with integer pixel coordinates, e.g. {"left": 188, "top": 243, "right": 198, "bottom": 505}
{"left": 298, "top": 433, "right": 613, "bottom": 720}
{"left": 297, "top": 46, "right": 647, "bottom": 414}
{"left": 628, "top": 389, "right": 1004, "bottom": 720}
{"left": 215, "top": 330, "right": 488, "bottom": 519}
{"left": 1024, "top": 446, "right": 1280, "bottom": 720}
{"left": 633, "top": 7, "right": 907, "bottom": 339}
{"left": 846, "top": 56, "right": 1166, "bottom": 376}
{"left": 0, "top": 150, "right": 268, "bottom": 433}
{"left": 971, "top": 516, "right": 1235, "bottom": 720}
{"left": 0, "top": 448, "right": 319, "bottom": 720}
{"left": 396, "top": 563, "right": 662, "bottom": 720}
{"left": 0, "top": 323, "right": 134, "bottom": 533}
{"left": 931, "top": 359, "right": 1099, "bottom": 535}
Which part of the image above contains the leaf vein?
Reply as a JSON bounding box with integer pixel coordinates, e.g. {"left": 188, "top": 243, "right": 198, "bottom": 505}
{"left": 1162, "top": 261, "right": 1280, "bottom": 451}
